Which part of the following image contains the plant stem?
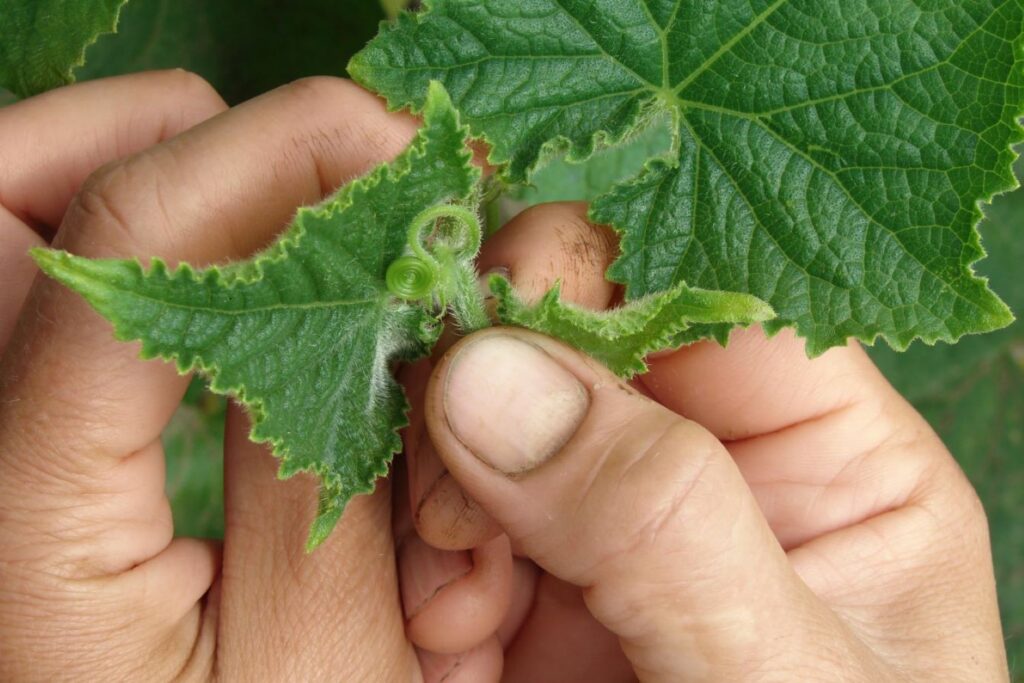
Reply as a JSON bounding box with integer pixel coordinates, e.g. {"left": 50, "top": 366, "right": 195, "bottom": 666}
{"left": 448, "top": 262, "right": 490, "bottom": 333}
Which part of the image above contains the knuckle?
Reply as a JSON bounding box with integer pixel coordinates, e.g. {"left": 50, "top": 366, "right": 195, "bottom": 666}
{"left": 280, "top": 75, "right": 357, "bottom": 106}
{"left": 161, "top": 68, "right": 221, "bottom": 106}
{"left": 271, "top": 76, "right": 415, "bottom": 195}
{"left": 63, "top": 165, "right": 138, "bottom": 251}
{"left": 61, "top": 154, "right": 177, "bottom": 257}
{"left": 576, "top": 404, "right": 723, "bottom": 565}
{"left": 612, "top": 417, "right": 721, "bottom": 555}
{"left": 943, "top": 465, "right": 989, "bottom": 534}
{"left": 554, "top": 213, "right": 617, "bottom": 274}
{"left": 906, "top": 434, "right": 990, "bottom": 536}
{"left": 505, "top": 202, "right": 618, "bottom": 306}
{"left": 576, "top": 409, "right": 733, "bottom": 623}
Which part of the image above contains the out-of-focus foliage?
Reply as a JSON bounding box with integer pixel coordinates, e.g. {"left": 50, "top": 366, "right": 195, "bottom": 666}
{"left": 870, "top": 168, "right": 1024, "bottom": 679}
{"left": 76, "top": 0, "right": 385, "bottom": 104}
{"left": 163, "top": 377, "right": 225, "bottom": 539}
{"left": 0, "top": 0, "right": 127, "bottom": 97}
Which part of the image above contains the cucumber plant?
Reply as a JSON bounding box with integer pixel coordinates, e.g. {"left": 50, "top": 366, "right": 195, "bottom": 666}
{"left": 2, "top": 0, "right": 1022, "bottom": 549}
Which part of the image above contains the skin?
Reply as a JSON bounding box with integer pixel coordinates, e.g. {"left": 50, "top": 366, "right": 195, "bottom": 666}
{"left": 0, "top": 72, "right": 1009, "bottom": 682}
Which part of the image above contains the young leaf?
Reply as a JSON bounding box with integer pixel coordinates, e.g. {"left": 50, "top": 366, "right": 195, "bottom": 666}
{"left": 490, "top": 276, "right": 774, "bottom": 377}
{"left": 0, "top": 0, "right": 129, "bottom": 98}
{"left": 32, "top": 82, "right": 480, "bottom": 549}
{"left": 350, "top": 0, "right": 1023, "bottom": 355}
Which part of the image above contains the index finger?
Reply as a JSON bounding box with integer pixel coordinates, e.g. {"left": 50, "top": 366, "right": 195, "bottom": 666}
{"left": 480, "top": 201, "right": 887, "bottom": 443}
{"left": 0, "top": 77, "right": 419, "bottom": 574}
{"left": 0, "top": 70, "right": 227, "bottom": 233}
{"left": 642, "top": 326, "right": 887, "bottom": 442}
{"left": 0, "top": 70, "right": 228, "bottom": 351}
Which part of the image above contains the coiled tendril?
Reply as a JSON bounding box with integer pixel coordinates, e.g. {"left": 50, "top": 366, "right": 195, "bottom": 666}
{"left": 385, "top": 256, "right": 438, "bottom": 300}
{"left": 385, "top": 205, "right": 482, "bottom": 302}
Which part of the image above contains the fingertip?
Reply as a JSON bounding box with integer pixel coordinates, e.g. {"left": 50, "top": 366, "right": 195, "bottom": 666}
{"left": 129, "top": 537, "right": 222, "bottom": 621}
{"left": 403, "top": 534, "right": 513, "bottom": 655}
{"left": 418, "top": 636, "right": 503, "bottom": 683}
{"left": 478, "top": 201, "right": 617, "bottom": 308}
{"left": 414, "top": 463, "right": 502, "bottom": 552}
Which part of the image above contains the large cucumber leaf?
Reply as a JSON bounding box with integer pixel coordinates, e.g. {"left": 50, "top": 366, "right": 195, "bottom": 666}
{"left": 351, "top": 0, "right": 1023, "bottom": 355}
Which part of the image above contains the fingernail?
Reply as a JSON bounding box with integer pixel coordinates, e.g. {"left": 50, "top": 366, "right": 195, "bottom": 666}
{"left": 443, "top": 335, "right": 589, "bottom": 474}
{"left": 417, "top": 472, "right": 501, "bottom": 550}
{"left": 413, "top": 437, "right": 499, "bottom": 550}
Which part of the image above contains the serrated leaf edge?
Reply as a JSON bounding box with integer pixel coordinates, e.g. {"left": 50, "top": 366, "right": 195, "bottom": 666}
{"left": 352, "top": 1, "right": 1023, "bottom": 356}
{"left": 30, "top": 81, "right": 480, "bottom": 548}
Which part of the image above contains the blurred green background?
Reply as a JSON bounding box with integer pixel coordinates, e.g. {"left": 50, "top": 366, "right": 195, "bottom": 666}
{"left": 871, "top": 185, "right": 1024, "bottom": 678}
{"left": 0, "top": 0, "right": 1019, "bottom": 676}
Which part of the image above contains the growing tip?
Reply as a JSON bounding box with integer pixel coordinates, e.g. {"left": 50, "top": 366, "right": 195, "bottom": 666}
{"left": 304, "top": 497, "right": 345, "bottom": 553}
{"left": 28, "top": 247, "right": 66, "bottom": 274}
{"left": 748, "top": 297, "right": 776, "bottom": 322}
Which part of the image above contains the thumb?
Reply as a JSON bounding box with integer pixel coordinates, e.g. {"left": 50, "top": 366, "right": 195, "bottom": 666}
{"left": 424, "top": 328, "right": 850, "bottom": 681}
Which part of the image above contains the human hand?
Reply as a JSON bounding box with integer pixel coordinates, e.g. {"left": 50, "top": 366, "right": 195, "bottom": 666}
{"left": 398, "top": 205, "right": 1010, "bottom": 682}
{"left": 0, "top": 72, "right": 460, "bottom": 681}
{"left": 0, "top": 71, "right": 1007, "bottom": 683}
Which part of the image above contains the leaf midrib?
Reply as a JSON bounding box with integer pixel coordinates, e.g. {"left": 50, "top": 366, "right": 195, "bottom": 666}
{"left": 89, "top": 269, "right": 382, "bottom": 316}
{"left": 670, "top": 0, "right": 789, "bottom": 95}
{"left": 551, "top": 0, "right": 1003, "bottom": 323}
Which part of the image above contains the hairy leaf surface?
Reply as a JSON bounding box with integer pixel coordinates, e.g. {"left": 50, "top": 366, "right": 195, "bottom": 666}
{"left": 491, "top": 275, "right": 774, "bottom": 376}
{"left": 33, "top": 83, "right": 479, "bottom": 548}
{"left": 0, "top": 0, "right": 128, "bottom": 97}
{"left": 351, "top": 0, "right": 1023, "bottom": 354}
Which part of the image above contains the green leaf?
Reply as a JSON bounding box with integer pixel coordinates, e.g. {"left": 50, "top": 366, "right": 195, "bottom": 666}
{"left": 351, "top": 0, "right": 1023, "bottom": 355}
{"left": 870, "top": 172, "right": 1024, "bottom": 677}
{"left": 491, "top": 275, "right": 774, "bottom": 377}
{"left": 381, "top": 0, "right": 414, "bottom": 20}
{"left": 0, "top": 0, "right": 128, "bottom": 97}
{"left": 510, "top": 116, "right": 673, "bottom": 204}
{"left": 163, "top": 378, "right": 226, "bottom": 540}
{"left": 76, "top": 0, "right": 387, "bottom": 104}
{"left": 32, "top": 82, "right": 480, "bottom": 549}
